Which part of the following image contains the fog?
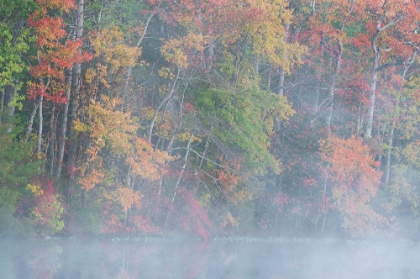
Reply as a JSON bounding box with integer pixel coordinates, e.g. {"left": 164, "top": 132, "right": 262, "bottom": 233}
{"left": 1, "top": 237, "right": 419, "bottom": 279}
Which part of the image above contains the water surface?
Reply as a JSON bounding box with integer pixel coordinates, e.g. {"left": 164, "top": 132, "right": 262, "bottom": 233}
{"left": 0, "top": 237, "right": 418, "bottom": 278}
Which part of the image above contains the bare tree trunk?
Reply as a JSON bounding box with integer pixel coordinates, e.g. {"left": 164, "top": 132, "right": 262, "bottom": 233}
{"left": 365, "top": 21, "right": 397, "bottom": 138}
{"left": 365, "top": 51, "right": 379, "bottom": 138}
{"left": 48, "top": 104, "right": 57, "bottom": 176}
{"left": 0, "top": 88, "right": 4, "bottom": 124}
{"left": 274, "top": 24, "right": 289, "bottom": 136}
{"left": 384, "top": 121, "right": 394, "bottom": 184}
{"left": 6, "top": 82, "right": 18, "bottom": 132}
{"left": 274, "top": 66, "right": 285, "bottom": 136}
{"left": 25, "top": 101, "right": 40, "bottom": 141}
{"left": 253, "top": 58, "right": 259, "bottom": 76}
{"left": 37, "top": 95, "right": 43, "bottom": 154}
{"left": 313, "top": 79, "right": 320, "bottom": 114}
{"left": 148, "top": 67, "right": 180, "bottom": 141}
{"left": 320, "top": 172, "right": 329, "bottom": 234}
{"left": 356, "top": 103, "right": 363, "bottom": 135}
{"left": 66, "top": 0, "right": 85, "bottom": 181}
{"left": 325, "top": 41, "right": 342, "bottom": 137}
{"left": 164, "top": 132, "right": 194, "bottom": 229}
{"left": 267, "top": 65, "right": 272, "bottom": 91}
{"left": 121, "top": 11, "right": 156, "bottom": 109}
{"left": 277, "top": 67, "right": 285, "bottom": 97}
{"left": 56, "top": 67, "right": 73, "bottom": 179}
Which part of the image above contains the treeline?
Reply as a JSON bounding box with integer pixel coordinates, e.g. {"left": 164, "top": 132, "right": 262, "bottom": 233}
{"left": 1, "top": 0, "right": 420, "bottom": 238}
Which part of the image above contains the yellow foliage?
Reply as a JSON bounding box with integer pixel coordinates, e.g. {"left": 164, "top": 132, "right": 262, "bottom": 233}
{"left": 228, "top": 188, "right": 253, "bottom": 205}
{"left": 73, "top": 119, "right": 89, "bottom": 133}
{"left": 78, "top": 96, "right": 173, "bottom": 190}
{"left": 158, "top": 67, "right": 173, "bottom": 79}
{"left": 161, "top": 33, "right": 204, "bottom": 68}
{"left": 26, "top": 184, "right": 43, "bottom": 197}
{"left": 243, "top": 0, "right": 306, "bottom": 71}
{"left": 140, "top": 106, "right": 155, "bottom": 121}
{"left": 175, "top": 132, "right": 202, "bottom": 143}
{"left": 221, "top": 211, "right": 240, "bottom": 228}
{"left": 89, "top": 27, "right": 141, "bottom": 77}
{"left": 200, "top": 193, "right": 212, "bottom": 207}
{"left": 85, "top": 68, "right": 96, "bottom": 83}
{"left": 104, "top": 186, "right": 143, "bottom": 213}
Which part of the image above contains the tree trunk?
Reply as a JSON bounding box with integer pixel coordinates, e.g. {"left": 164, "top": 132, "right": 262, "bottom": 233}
{"left": 148, "top": 68, "right": 180, "bottom": 141}
{"left": 164, "top": 132, "right": 194, "bottom": 229}
{"left": 365, "top": 51, "right": 379, "bottom": 138}
{"left": 0, "top": 88, "right": 4, "bottom": 124}
{"left": 267, "top": 65, "right": 272, "bottom": 91}
{"left": 356, "top": 103, "right": 363, "bottom": 136}
{"left": 37, "top": 95, "right": 43, "bottom": 154}
{"left": 56, "top": 67, "right": 73, "bottom": 179}
{"left": 384, "top": 121, "right": 395, "bottom": 184}
{"left": 121, "top": 11, "right": 156, "bottom": 109}
{"left": 6, "top": 82, "right": 18, "bottom": 132}
{"left": 320, "top": 171, "right": 329, "bottom": 234}
{"left": 277, "top": 67, "right": 285, "bottom": 97}
{"left": 67, "top": 0, "right": 85, "bottom": 181}
{"left": 48, "top": 104, "right": 57, "bottom": 176}
{"left": 325, "top": 41, "right": 342, "bottom": 137}
{"left": 25, "top": 101, "right": 40, "bottom": 141}
{"left": 384, "top": 51, "right": 416, "bottom": 183}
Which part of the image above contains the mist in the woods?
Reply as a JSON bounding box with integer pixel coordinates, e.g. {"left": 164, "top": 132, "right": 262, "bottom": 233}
{"left": 2, "top": 0, "right": 420, "bottom": 277}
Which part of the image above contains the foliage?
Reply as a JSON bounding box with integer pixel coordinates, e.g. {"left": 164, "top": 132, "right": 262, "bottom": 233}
{"left": 0, "top": 125, "right": 42, "bottom": 187}
{"left": 26, "top": 0, "right": 93, "bottom": 104}
{"left": 195, "top": 83, "right": 294, "bottom": 175}
{"left": 176, "top": 187, "right": 212, "bottom": 238}
{"left": 2, "top": 0, "right": 420, "bottom": 239}
{"left": 320, "top": 136, "right": 388, "bottom": 237}
{"left": 0, "top": 187, "right": 21, "bottom": 236}
{"left": 27, "top": 179, "right": 65, "bottom": 236}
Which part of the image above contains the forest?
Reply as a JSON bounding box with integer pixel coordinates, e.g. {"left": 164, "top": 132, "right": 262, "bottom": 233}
{"left": 1, "top": 0, "right": 420, "bottom": 239}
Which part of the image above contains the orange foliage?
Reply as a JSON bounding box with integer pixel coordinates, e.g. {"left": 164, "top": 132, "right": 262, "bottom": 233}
{"left": 320, "top": 136, "right": 388, "bottom": 237}
{"left": 127, "top": 138, "right": 172, "bottom": 181}
{"left": 320, "top": 136, "right": 381, "bottom": 200}
{"left": 77, "top": 96, "right": 173, "bottom": 191}
{"left": 104, "top": 187, "right": 143, "bottom": 213}
{"left": 82, "top": 27, "right": 142, "bottom": 99}
{"left": 35, "top": 0, "right": 76, "bottom": 12}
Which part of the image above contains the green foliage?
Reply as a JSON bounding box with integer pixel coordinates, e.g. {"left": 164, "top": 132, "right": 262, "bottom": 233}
{"left": 97, "top": 0, "right": 151, "bottom": 32}
{"left": 30, "top": 196, "right": 64, "bottom": 236}
{"left": 0, "top": 0, "right": 34, "bottom": 88}
{"left": 0, "top": 186, "right": 35, "bottom": 236}
{"left": 0, "top": 125, "right": 42, "bottom": 187}
{"left": 71, "top": 203, "right": 103, "bottom": 235}
{"left": 195, "top": 83, "right": 294, "bottom": 175}
{"left": 0, "top": 187, "right": 20, "bottom": 236}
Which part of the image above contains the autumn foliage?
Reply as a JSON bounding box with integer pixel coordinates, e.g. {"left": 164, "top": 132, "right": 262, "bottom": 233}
{"left": 320, "top": 137, "right": 388, "bottom": 237}
{"left": 3, "top": 0, "right": 420, "bottom": 239}
{"left": 27, "top": 0, "right": 92, "bottom": 103}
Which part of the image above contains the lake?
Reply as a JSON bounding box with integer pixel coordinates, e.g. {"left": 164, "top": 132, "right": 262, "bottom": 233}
{"left": 0, "top": 237, "right": 418, "bottom": 278}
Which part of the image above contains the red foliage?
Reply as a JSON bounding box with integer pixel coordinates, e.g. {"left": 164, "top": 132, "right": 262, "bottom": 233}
{"left": 27, "top": 1, "right": 93, "bottom": 104}
{"left": 27, "top": 14, "right": 67, "bottom": 48}
{"left": 177, "top": 187, "right": 211, "bottom": 238}
{"left": 273, "top": 192, "right": 291, "bottom": 213}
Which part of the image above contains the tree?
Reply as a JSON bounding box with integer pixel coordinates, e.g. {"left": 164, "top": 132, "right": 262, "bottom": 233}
{"left": 320, "top": 136, "right": 388, "bottom": 237}
{"left": 25, "top": 0, "right": 92, "bottom": 160}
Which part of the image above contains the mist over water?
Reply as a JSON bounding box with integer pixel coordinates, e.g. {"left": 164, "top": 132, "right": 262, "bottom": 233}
{"left": 1, "top": 238, "right": 419, "bottom": 279}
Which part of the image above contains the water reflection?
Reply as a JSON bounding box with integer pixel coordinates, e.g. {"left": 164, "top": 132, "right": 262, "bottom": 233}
{"left": 1, "top": 238, "right": 419, "bottom": 278}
